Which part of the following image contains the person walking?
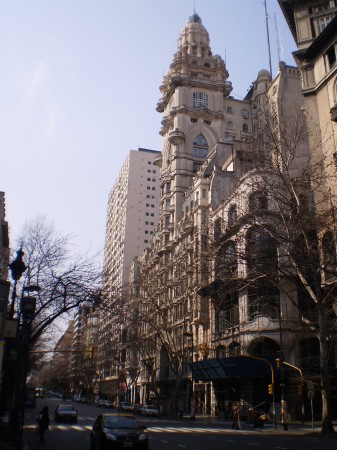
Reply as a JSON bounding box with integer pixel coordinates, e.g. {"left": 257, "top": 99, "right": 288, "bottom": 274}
{"left": 231, "top": 403, "right": 240, "bottom": 430}
{"left": 36, "top": 406, "right": 49, "bottom": 442}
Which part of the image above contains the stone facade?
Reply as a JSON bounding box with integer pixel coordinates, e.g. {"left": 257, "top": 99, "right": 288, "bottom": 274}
{"left": 122, "top": 13, "right": 313, "bottom": 419}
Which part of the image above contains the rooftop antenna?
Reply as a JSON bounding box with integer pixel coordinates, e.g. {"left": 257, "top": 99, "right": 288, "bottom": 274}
{"left": 264, "top": 0, "right": 273, "bottom": 78}
{"left": 274, "top": 12, "right": 284, "bottom": 62}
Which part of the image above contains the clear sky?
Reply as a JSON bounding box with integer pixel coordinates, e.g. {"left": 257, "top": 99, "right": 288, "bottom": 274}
{"left": 0, "top": 0, "right": 296, "bottom": 259}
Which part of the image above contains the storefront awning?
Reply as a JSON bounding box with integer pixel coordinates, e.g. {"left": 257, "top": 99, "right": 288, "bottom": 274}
{"left": 192, "top": 356, "right": 275, "bottom": 382}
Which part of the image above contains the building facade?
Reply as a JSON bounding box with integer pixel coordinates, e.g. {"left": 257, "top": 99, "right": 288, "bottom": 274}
{"left": 121, "top": 12, "right": 315, "bottom": 420}
{"left": 97, "top": 148, "right": 161, "bottom": 403}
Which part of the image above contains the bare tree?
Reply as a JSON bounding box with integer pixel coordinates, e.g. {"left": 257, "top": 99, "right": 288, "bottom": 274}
{"left": 13, "top": 216, "right": 102, "bottom": 354}
{"left": 209, "top": 103, "right": 337, "bottom": 433}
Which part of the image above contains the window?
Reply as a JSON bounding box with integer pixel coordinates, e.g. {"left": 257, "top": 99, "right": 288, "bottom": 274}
{"left": 226, "top": 106, "right": 234, "bottom": 113}
{"left": 193, "top": 92, "right": 208, "bottom": 107}
{"left": 242, "top": 123, "right": 248, "bottom": 132}
{"left": 192, "top": 134, "right": 208, "bottom": 158}
{"left": 227, "top": 121, "right": 233, "bottom": 129}
{"left": 191, "top": 118, "right": 197, "bottom": 123}
{"left": 193, "top": 162, "right": 202, "bottom": 173}
{"left": 249, "top": 191, "right": 268, "bottom": 211}
{"left": 241, "top": 108, "right": 249, "bottom": 119}
{"left": 214, "top": 218, "right": 222, "bottom": 239}
{"left": 204, "top": 120, "right": 211, "bottom": 125}
{"left": 215, "top": 241, "right": 237, "bottom": 278}
{"left": 326, "top": 44, "right": 337, "bottom": 69}
{"left": 322, "top": 231, "right": 336, "bottom": 280}
{"left": 228, "top": 204, "right": 237, "bottom": 227}
{"left": 317, "top": 15, "right": 333, "bottom": 33}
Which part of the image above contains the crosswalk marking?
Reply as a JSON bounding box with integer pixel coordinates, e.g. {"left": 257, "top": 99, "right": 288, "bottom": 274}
{"left": 25, "top": 424, "right": 249, "bottom": 434}
{"left": 25, "top": 424, "right": 227, "bottom": 434}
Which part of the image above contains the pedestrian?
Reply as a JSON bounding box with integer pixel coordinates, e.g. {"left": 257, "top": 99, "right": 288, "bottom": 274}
{"left": 231, "top": 404, "right": 240, "bottom": 430}
{"left": 36, "top": 406, "right": 49, "bottom": 442}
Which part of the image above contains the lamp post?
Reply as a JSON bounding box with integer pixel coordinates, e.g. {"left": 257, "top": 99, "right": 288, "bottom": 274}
{"left": 276, "top": 302, "right": 288, "bottom": 431}
{"left": 0, "top": 280, "right": 10, "bottom": 412}
{"left": 20, "top": 295, "right": 37, "bottom": 423}
{"left": 183, "top": 332, "right": 195, "bottom": 420}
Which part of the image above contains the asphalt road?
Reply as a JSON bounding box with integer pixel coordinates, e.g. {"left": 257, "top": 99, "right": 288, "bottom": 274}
{"left": 23, "top": 398, "right": 337, "bottom": 450}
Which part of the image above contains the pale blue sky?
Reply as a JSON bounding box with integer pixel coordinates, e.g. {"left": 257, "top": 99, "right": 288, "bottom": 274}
{"left": 0, "top": 0, "right": 295, "bottom": 258}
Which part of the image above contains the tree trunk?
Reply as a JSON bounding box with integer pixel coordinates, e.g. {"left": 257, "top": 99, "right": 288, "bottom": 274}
{"left": 319, "top": 319, "right": 335, "bottom": 434}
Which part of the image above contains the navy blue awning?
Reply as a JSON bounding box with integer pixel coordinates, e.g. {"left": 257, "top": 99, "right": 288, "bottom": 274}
{"left": 192, "top": 356, "right": 275, "bottom": 382}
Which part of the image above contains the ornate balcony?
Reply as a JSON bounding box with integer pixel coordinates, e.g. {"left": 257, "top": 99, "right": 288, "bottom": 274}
{"left": 168, "top": 128, "right": 185, "bottom": 145}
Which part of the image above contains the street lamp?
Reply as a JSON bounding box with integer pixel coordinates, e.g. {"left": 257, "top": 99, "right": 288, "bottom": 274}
{"left": 183, "top": 332, "right": 195, "bottom": 420}
{"left": 8, "top": 249, "right": 27, "bottom": 319}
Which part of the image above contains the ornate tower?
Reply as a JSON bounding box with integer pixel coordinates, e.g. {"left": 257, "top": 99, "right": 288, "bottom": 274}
{"left": 156, "top": 13, "right": 233, "bottom": 229}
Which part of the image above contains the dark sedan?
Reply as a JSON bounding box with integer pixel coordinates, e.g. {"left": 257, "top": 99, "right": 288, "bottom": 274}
{"left": 91, "top": 413, "right": 148, "bottom": 449}
{"left": 54, "top": 404, "right": 78, "bottom": 423}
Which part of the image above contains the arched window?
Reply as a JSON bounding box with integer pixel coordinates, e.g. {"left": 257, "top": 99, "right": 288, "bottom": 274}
{"left": 228, "top": 342, "right": 240, "bottom": 356}
{"left": 246, "top": 226, "right": 279, "bottom": 320}
{"left": 216, "top": 345, "right": 226, "bottom": 358}
{"left": 192, "top": 134, "right": 208, "bottom": 158}
{"left": 228, "top": 204, "right": 237, "bottom": 227}
{"left": 192, "top": 92, "right": 208, "bottom": 107}
{"left": 214, "top": 291, "right": 239, "bottom": 332}
{"left": 249, "top": 190, "right": 268, "bottom": 211}
{"left": 215, "top": 241, "right": 237, "bottom": 278}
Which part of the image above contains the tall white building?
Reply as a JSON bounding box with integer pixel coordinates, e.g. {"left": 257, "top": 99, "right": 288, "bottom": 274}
{"left": 98, "top": 148, "right": 161, "bottom": 394}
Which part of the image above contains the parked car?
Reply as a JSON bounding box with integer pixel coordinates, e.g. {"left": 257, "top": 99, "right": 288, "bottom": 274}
{"left": 118, "top": 401, "right": 132, "bottom": 412}
{"left": 141, "top": 405, "right": 160, "bottom": 416}
{"left": 132, "top": 404, "right": 143, "bottom": 415}
{"left": 90, "top": 413, "right": 148, "bottom": 450}
{"left": 54, "top": 404, "right": 78, "bottom": 423}
{"left": 102, "top": 399, "right": 114, "bottom": 408}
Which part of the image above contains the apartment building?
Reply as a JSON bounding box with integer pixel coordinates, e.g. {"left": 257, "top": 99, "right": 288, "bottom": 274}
{"left": 98, "top": 148, "right": 161, "bottom": 399}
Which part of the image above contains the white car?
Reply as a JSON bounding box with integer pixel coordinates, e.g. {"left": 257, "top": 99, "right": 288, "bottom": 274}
{"left": 141, "top": 405, "right": 160, "bottom": 416}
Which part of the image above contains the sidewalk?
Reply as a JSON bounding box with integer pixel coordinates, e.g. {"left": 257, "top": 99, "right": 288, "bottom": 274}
{"left": 180, "top": 414, "right": 337, "bottom": 435}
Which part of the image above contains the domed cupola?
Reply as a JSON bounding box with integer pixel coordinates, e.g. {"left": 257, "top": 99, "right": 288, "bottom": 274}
{"left": 189, "top": 12, "right": 202, "bottom": 24}
{"left": 178, "top": 12, "right": 210, "bottom": 57}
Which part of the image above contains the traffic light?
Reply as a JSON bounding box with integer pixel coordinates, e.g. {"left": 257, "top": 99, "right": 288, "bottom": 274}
{"left": 268, "top": 384, "right": 274, "bottom": 395}
{"left": 275, "top": 358, "right": 281, "bottom": 369}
